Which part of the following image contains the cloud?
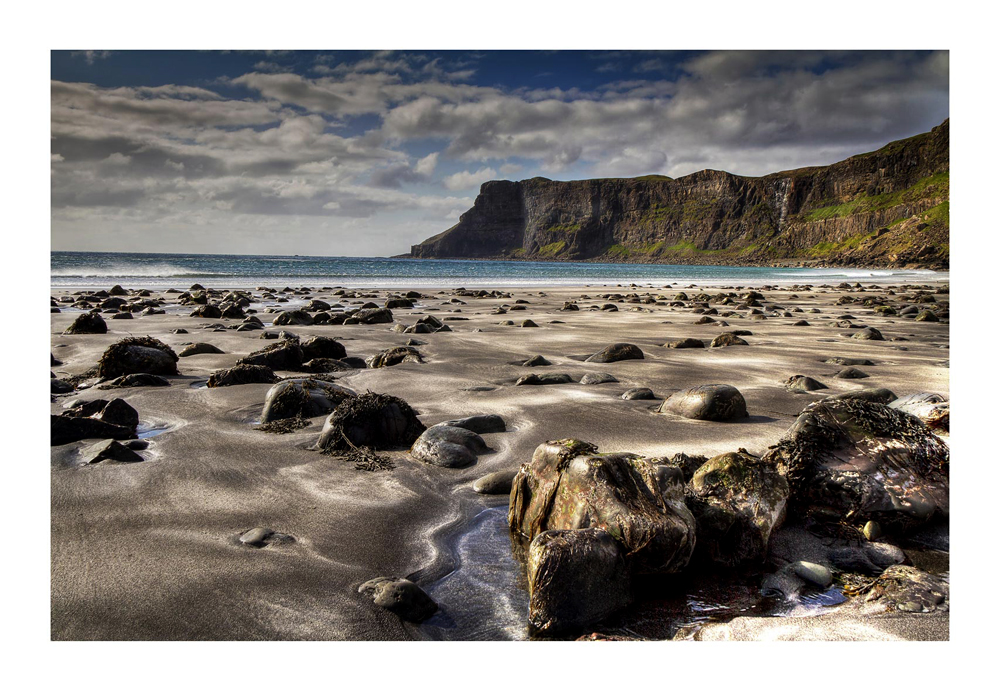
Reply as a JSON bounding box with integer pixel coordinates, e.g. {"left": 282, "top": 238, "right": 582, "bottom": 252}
{"left": 443, "top": 167, "right": 497, "bottom": 191}
{"left": 71, "top": 50, "right": 112, "bottom": 65}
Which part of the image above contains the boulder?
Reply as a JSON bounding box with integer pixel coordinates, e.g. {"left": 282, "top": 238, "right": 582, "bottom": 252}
{"left": 178, "top": 343, "right": 224, "bottom": 357}
{"left": 823, "top": 388, "right": 897, "bottom": 404}
{"left": 352, "top": 307, "right": 394, "bottom": 325}
{"left": 207, "top": 364, "right": 279, "bottom": 388}
{"left": 315, "top": 392, "right": 425, "bottom": 452}
{"left": 763, "top": 399, "right": 949, "bottom": 532}
{"left": 580, "top": 372, "right": 618, "bottom": 385}
{"left": 65, "top": 313, "right": 108, "bottom": 334}
{"left": 301, "top": 336, "right": 347, "bottom": 361}
{"left": 514, "top": 373, "right": 573, "bottom": 386}
{"left": 527, "top": 528, "right": 631, "bottom": 635}
{"left": 522, "top": 355, "right": 551, "bottom": 367}
{"left": 710, "top": 333, "right": 748, "bottom": 347}
{"left": 666, "top": 338, "right": 704, "bottom": 349}
{"left": 585, "top": 343, "right": 644, "bottom": 363}
{"left": 622, "top": 387, "right": 655, "bottom": 400}
{"left": 51, "top": 415, "right": 135, "bottom": 446}
{"left": 97, "top": 374, "right": 171, "bottom": 389}
{"left": 509, "top": 439, "right": 696, "bottom": 575}
{"left": 686, "top": 450, "right": 789, "bottom": 567}
{"left": 835, "top": 366, "right": 869, "bottom": 379}
{"left": 237, "top": 341, "right": 304, "bottom": 371}
{"left": 863, "top": 565, "right": 948, "bottom": 613}
{"left": 473, "top": 470, "right": 517, "bottom": 495}
{"left": 366, "top": 346, "right": 423, "bottom": 368}
{"left": 659, "top": 384, "right": 748, "bottom": 421}
{"left": 440, "top": 414, "right": 506, "bottom": 434}
{"left": 785, "top": 375, "right": 828, "bottom": 393}
{"left": 80, "top": 439, "right": 143, "bottom": 464}
{"left": 410, "top": 423, "right": 487, "bottom": 468}
{"left": 272, "top": 310, "right": 314, "bottom": 326}
{"left": 359, "top": 577, "right": 438, "bottom": 623}
{"left": 260, "top": 379, "right": 356, "bottom": 423}
{"left": 97, "top": 337, "right": 179, "bottom": 380}
{"left": 852, "top": 327, "right": 885, "bottom": 341}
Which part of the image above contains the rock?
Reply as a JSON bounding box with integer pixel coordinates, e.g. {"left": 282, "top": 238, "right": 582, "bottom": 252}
{"left": 527, "top": 528, "right": 631, "bottom": 635}
{"left": 237, "top": 341, "right": 304, "bottom": 371}
{"left": 473, "top": 470, "right": 517, "bottom": 494}
{"left": 97, "top": 337, "right": 179, "bottom": 380}
{"left": 763, "top": 399, "right": 949, "bottom": 532}
{"left": 220, "top": 304, "right": 245, "bottom": 319}
{"left": 889, "top": 393, "right": 949, "bottom": 432}
{"left": 439, "top": 414, "right": 506, "bottom": 434}
{"left": 94, "top": 398, "right": 139, "bottom": 431}
{"left": 97, "top": 374, "right": 171, "bottom": 389}
{"left": 622, "top": 387, "right": 655, "bottom": 400}
{"left": 190, "top": 304, "right": 222, "bottom": 319}
{"left": 585, "top": 343, "right": 644, "bottom": 363}
{"left": 238, "top": 527, "right": 278, "bottom": 547}
{"left": 207, "top": 364, "right": 279, "bottom": 388}
{"left": 915, "top": 310, "right": 939, "bottom": 322}
{"left": 51, "top": 415, "right": 135, "bottom": 446}
{"left": 509, "top": 439, "right": 696, "bottom": 575}
{"left": 272, "top": 309, "right": 314, "bottom": 326}
{"left": 260, "top": 379, "right": 356, "bottom": 423}
{"left": 352, "top": 307, "right": 394, "bottom": 325}
{"left": 666, "top": 338, "right": 705, "bottom": 349}
{"left": 301, "top": 336, "right": 347, "bottom": 361}
{"left": 111, "top": 312, "right": 133, "bottom": 320}
{"left": 315, "top": 392, "right": 425, "bottom": 452}
{"left": 302, "top": 358, "right": 354, "bottom": 373}
{"left": 664, "top": 452, "right": 708, "bottom": 482}
{"left": 65, "top": 313, "right": 108, "bottom": 334}
{"left": 785, "top": 375, "right": 828, "bottom": 392}
{"left": 80, "top": 439, "right": 143, "bottom": 464}
{"left": 522, "top": 355, "right": 551, "bottom": 367}
{"left": 710, "top": 333, "right": 748, "bottom": 347}
{"left": 580, "top": 372, "right": 618, "bottom": 385}
{"left": 514, "top": 373, "right": 573, "bottom": 386}
{"left": 863, "top": 520, "right": 882, "bottom": 540}
{"left": 790, "top": 561, "right": 833, "bottom": 588}
{"left": 686, "top": 450, "right": 789, "bottom": 567}
{"left": 521, "top": 319, "right": 538, "bottom": 328}
{"left": 359, "top": 577, "right": 438, "bottom": 623}
{"left": 852, "top": 327, "right": 884, "bottom": 340}
{"left": 835, "top": 366, "right": 869, "bottom": 379}
{"left": 51, "top": 379, "right": 74, "bottom": 394}
{"left": 178, "top": 343, "right": 224, "bottom": 357}
{"left": 366, "top": 346, "right": 423, "bottom": 368}
{"left": 863, "top": 565, "right": 948, "bottom": 613}
{"left": 660, "top": 384, "right": 748, "bottom": 421}
{"left": 410, "top": 423, "right": 487, "bottom": 468}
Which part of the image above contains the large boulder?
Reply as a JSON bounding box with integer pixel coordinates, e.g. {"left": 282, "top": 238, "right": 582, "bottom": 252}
{"left": 190, "top": 304, "right": 222, "bottom": 319}
{"left": 585, "top": 343, "right": 644, "bottom": 363}
{"left": 260, "top": 379, "right": 356, "bottom": 423}
{"left": 763, "top": 399, "right": 949, "bottom": 532}
{"left": 358, "top": 577, "right": 438, "bottom": 623}
{"left": 315, "top": 392, "right": 425, "bottom": 452}
{"left": 178, "top": 343, "right": 224, "bottom": 357}
{"left": 509, "top": 439, "right": 696, "bottom": 575}
{"left": 65, "top": 313, "right": 107, "bottom": 334}
{"left": 97, "top": 336, "right": 179, "bottom": 381}
{"left": 410, "top": 423, "right": 487, "bottom": 468}
{"left": 527, "top": 528, "right": 631, "bottom": 635}
{"left": 237, "top": 340, "right": 304, "bottom": 371}
{"left": 659, "top": 384, "right": 748, "bottom": 421}
{"left": 686, "top": 450, "right": 789, "bottom": 567}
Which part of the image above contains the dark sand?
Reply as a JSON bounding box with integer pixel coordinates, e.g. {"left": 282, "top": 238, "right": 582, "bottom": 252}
{"left": 50, "top": 281, "right": 949, "bottom": 640}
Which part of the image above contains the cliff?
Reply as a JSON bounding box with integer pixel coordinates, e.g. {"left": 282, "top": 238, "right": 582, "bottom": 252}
{"left": 410, "top": 119, "right": 949, "bottom": 269}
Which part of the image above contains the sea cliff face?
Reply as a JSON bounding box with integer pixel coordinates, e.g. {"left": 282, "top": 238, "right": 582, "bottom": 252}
{"left": 411, "top": 120, "right": 949, "bottom": 269}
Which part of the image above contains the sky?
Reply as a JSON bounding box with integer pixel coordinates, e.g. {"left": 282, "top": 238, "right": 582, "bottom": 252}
{"left": 50, "top": 49, "right": 949, "bottom": 257}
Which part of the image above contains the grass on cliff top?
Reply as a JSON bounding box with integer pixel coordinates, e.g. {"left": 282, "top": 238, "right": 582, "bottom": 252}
{"left": 804, "top": 171, "right": 949, "bottom": 222}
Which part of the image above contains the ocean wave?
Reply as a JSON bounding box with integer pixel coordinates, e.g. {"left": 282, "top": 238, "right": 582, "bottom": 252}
{"left": 50, "top": 264, "right": 235, "bottom": 278}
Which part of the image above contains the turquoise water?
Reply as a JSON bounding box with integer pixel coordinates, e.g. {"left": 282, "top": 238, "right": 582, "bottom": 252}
{"left": 50, "top": 251, "right": 944, "bottom": 289}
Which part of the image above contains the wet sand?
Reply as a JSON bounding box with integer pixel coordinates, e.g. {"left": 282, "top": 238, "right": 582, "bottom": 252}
{"left": 49, "top": 281, "right": 949, "bottom": 640}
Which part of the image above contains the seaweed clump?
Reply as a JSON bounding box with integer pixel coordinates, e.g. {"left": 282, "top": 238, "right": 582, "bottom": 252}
{"left": 256, "top": 416, "right": 311, "bottom": 434}
{"left": 315, "top": 391, "right": 425, "bottom": 452}
{"left": 97, "top": 336, "right": 179, "bottom": 380}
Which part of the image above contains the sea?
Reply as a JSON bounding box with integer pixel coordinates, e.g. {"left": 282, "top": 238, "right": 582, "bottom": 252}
{"left": 50, "top": 251, "right": 946, "bottom": 290}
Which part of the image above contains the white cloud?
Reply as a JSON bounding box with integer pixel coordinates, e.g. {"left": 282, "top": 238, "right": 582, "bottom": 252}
{"left": 443, "top": 167, "right": 497, "bottom": 191}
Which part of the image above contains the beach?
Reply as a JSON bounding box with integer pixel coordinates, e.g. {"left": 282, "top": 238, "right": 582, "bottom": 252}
{"left": 49, "top": 278, "right": 950, "bottom": 640}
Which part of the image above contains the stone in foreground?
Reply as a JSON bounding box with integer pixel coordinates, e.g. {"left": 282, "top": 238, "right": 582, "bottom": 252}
{"left": 659, "top": 384, "right": 748, "bottom": 421}
{"left": 315, "top": 392, "right": 425, "bottom": 452}
{"left": 359, "top": 577, "right": 438, "bottom": 623}
{"left": 527, "top": 528, "right": 631, "bottom": 635}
